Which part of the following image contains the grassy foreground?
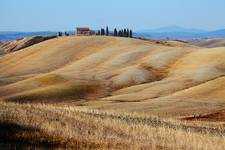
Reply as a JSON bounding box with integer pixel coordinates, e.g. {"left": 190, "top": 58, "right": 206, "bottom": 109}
{"left": 0, "top": 102, "right": 224, "bottom": 150}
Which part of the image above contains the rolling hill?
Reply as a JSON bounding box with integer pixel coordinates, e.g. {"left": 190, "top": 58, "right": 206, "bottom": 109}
{"left": 1, "top": 36, "right": 225, "bottom": 149}
{"left": 0, "top": 36, "right": 225, "bottom": 118}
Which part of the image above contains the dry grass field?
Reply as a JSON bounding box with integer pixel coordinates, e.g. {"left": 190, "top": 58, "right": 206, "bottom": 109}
{"left": 0, "top": 36, "right": 225, "bottom": 149}
{"left": 1, "top": 102, "right": 225, "bottom": 150}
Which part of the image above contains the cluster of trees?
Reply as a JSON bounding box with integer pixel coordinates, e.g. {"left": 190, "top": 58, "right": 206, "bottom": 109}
{"left": 96, "top": 26, "right": 133, "bottom": 38}
{"left": 113, "top": 28, "right": 132, "bottom": 38}
{"left": 58, "top": 32, "right": 70, "bottom": 37}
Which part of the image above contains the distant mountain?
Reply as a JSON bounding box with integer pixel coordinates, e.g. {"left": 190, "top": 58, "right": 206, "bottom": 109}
{"left": 200, "top": 29, "right": 225, "bottom": 38}
{"left": 135, "top": 26, "right": 225, "bottom": 40}
{"left": 139, "top": 26, "right": 206, "bottom": 33}
{"left": 0, "top": 31, "right": 58, "bottom": 42}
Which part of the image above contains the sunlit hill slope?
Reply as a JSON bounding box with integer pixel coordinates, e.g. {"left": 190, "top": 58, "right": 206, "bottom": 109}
{"left": 1, "top": 36, "right": 225, "bottom": 117}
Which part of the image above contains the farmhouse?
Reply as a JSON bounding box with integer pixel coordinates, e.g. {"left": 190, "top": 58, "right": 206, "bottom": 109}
{"left": 76, "top": 27, "right": 95, "bottom": 36}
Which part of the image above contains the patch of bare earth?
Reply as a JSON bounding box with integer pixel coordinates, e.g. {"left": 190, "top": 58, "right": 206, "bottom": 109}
{"left": 185, "top": 110, "right": 225, "bottom": 122}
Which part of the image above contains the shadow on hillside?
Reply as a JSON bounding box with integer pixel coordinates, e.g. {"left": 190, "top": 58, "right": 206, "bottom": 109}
{"left": 0, "top": 121, "right": 61, "bottom": 149}
{"left": 0, "top": 121, "right": 109, "bottom": 149}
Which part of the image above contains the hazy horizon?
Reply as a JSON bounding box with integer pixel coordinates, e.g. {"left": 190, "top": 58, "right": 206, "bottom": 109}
{"left": 1, "top": 0, "right": 225, "bottom": 32}
{"left": 0, "top": 25, "right": 214, "bottom": 33}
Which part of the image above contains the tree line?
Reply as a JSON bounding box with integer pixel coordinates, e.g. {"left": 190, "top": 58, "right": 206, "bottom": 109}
{"left": 96, "top": 26, "right": 133, "bottom": 38}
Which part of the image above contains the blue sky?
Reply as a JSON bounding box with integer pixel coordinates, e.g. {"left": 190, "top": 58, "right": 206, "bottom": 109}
{"left": 1, "top": 0, "right": 225, "bottom": 31}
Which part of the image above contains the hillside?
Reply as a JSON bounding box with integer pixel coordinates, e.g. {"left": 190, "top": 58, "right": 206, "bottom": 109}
{"left": 190, "top": 38, "right": 225, "bottom": 48}
{"left": 1, "top": 36, "right": 225, "bottom": 149}
{"left": 0, "top": 36, "right": 225, "bottom": 118}
{"left": 1, "top": 102, "right": 224, "bottom": 149}
{"left": 0, "top": 35, "right": 57, "bottom": 53}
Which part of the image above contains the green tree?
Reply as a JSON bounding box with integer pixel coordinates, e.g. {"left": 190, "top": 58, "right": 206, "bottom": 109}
{"left": 65, "top": 32, "right": 69, "bottom": 36}
{"left": 106, "top": 26, "right": 109, "bottom": 36}
{"left": 118, "top": 30, "right": 122, "bottom": 37}
{"left": 96, "top": 30, "right": 101, "bottom": 35}
{"left": 120, "top": 29, "right": 122, "bottom": 37}
{"left": 101, "top": 28, "right": 105, "bottom": 35}
{"left": 123, "top": 29, "right": 127, "bottom": 37}
{"left": 129, "top": 30, "right": 133, "bottom": 38}
{"left": 127, "top": 29, "right": 129, "bottom": 37}
{"left": 58, "top": 32, "right": 62, "bottom": 37}
{"left": 114, "top": 28, "right": 118, "bottom": 36}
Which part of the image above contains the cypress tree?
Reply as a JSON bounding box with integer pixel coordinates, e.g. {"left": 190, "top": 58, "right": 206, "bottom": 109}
{"left": 101, "top": 28, "right": 105, "bottom": 35}
{"left": 58, "top": 32, "right": 62, "bottom": 37}
{"left": 96, "top": 30, "right": 100, "bottom": 35}
{"left": 65, "top": 32, "right": 69, "bottom": 36}
{"left": 123, "top": 29, "right": 127, "bottom": 37}
{"left": 127, "top": 29, "right": 129, "bottom": 37}
{"left": 106, "top": 26, "right": 109, "bottom": 36}
{"left": 103, "top": 29, "right": 105, "bottom": 35}
{"left": 118, "top": 30, "right": 122, "bottom": 37}
{"left": 129, "top": 30, "right": 133, "bottom": 38}
{"left": 114, "top": 28, "right": 118, "bottom": 36}
{"left": 119, "top": 29, "right": 125, "bottom": 37}
{"left": 100, "top": 29, "right": 103, "bottom": 35}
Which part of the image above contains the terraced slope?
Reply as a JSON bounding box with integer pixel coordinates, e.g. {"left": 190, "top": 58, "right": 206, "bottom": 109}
{"left": 0, "top": 36, "right": 225, "bottom": 117}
